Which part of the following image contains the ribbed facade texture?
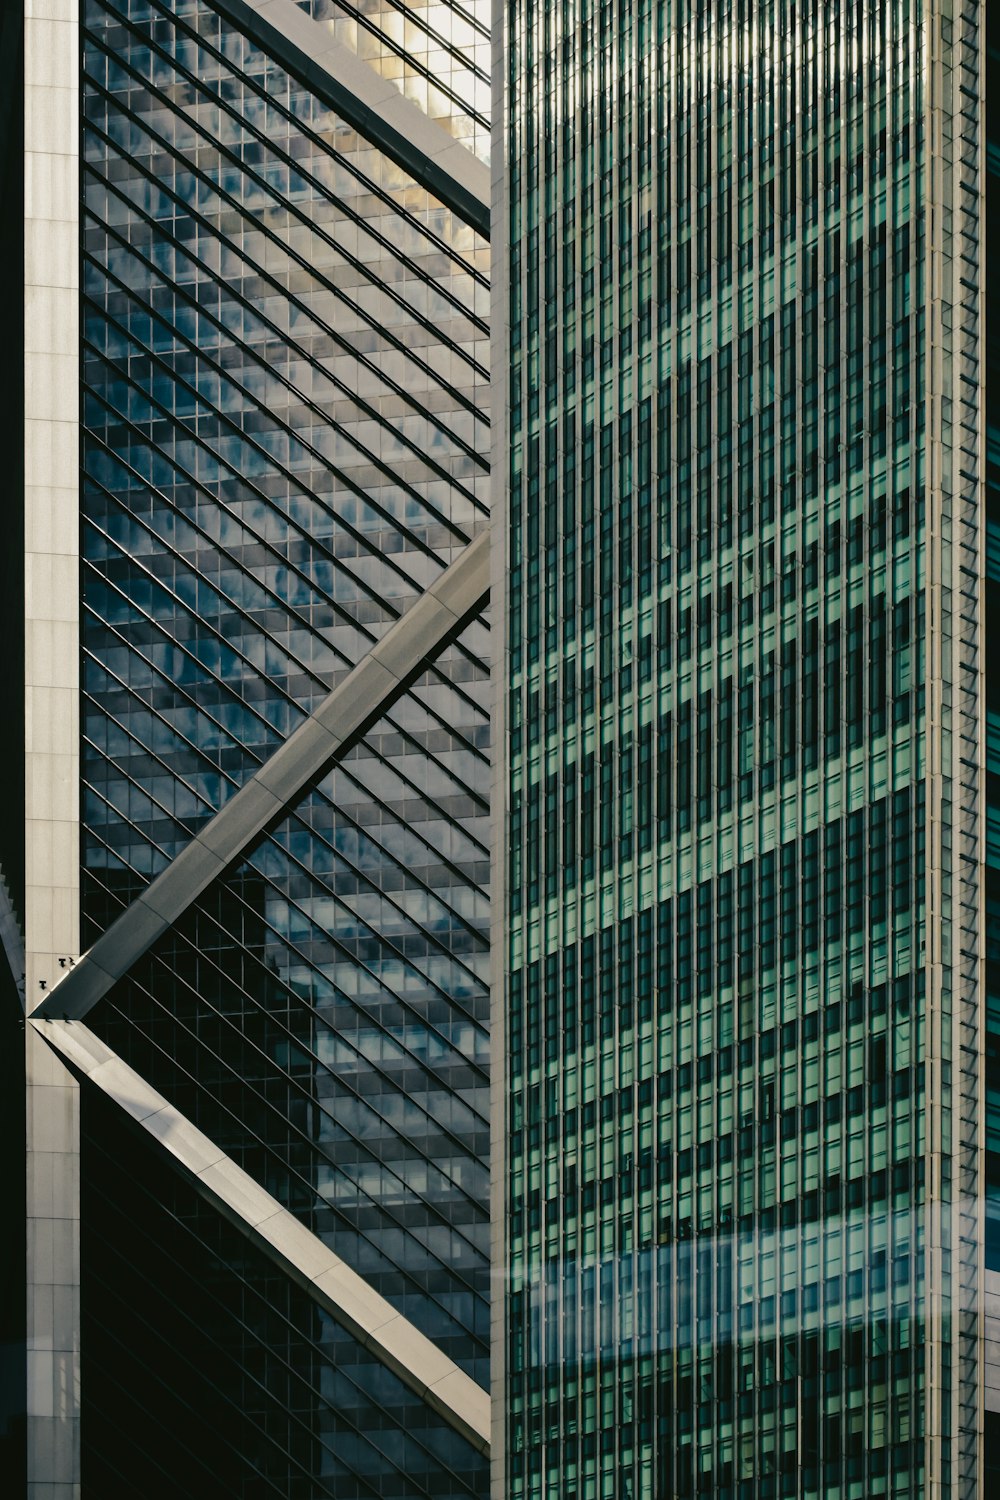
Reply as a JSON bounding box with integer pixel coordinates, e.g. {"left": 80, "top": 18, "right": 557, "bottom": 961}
{"left": 984, "top": 0, "right": 1000, "bottom": 1474}
{"left": 986, "top": 2, "right": 1000, "bottom": 1272}
{"left": 499, "top": 2, "right": 985, "bottom": 1497}
{"left": 16, "top": 0, "right": 1000, "bottom": 1495}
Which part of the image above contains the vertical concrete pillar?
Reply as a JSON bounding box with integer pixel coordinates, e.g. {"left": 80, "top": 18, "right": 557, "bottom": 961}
{"left": 26, "top": 1026, "right": 79, "bottom": 1497}
{"left": 24, "top": 0, "right": 80, "bottom": 1492}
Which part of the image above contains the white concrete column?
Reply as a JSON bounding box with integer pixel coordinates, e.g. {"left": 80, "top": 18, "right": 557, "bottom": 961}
{"left": 24, "top": 0, "right": 80, "bottom": 1001}
{"left": 24, "top": 0, "right": 80, "bottom": 1493}
{"left": 26, "top": 1026, "right": 80, "bottom": 1497}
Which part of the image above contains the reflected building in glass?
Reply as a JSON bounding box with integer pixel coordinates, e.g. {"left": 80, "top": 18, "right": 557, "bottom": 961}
{"left": 14, "top": 1, "right": 1000, "bottom": 1496}
{"left": 496, "top": 2, "right": 997, "bottom": 1498}
{"left": 19, "top": 0, "right": 492, "bottom": 1493}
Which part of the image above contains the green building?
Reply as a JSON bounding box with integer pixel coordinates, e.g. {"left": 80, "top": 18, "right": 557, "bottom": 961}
{"left": 497, "top": 1, "right": 991, "bottom": 1496}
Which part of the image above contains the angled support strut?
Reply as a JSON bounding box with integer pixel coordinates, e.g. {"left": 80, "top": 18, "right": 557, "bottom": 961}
{"left": 212, "top": 0, "right": 490, "bottom": 236}
{"left": 33, "top": 1017, "right": 492, "bottom": 1453}
{"left": 34, "top": 529, "right": 490, "bottom": 1021}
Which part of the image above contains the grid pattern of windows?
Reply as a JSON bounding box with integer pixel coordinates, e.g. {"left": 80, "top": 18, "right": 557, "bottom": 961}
{"left": 80, "top": 0, "right": 490, "bottom": 1490}
{"left": 986, "top": 2, "right": 1000, "bottom": 1272}
{"left": 88, "top": 679, "right": 491, "bottom": 1382}
{"left": 498, "top": 2, "right": 976, "bottom": 1496}
{"left": 299, "top": 0, "right": 491, "bottom": 161}
{"left": 82, "top": 1085, "right": 488, "bottom": 1497}
{"left": 82, "top": 0, "right": 489, "bottom": 890}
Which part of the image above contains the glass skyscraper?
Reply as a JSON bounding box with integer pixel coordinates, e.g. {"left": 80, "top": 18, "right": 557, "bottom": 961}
{"left": 498, "top": 1, "right": 991, "bottom": 1497}
{"left": 12, "top": 0, "right": 1000, "bottom": 1497}
{"left": 18, "top": 0, "right": 493, "bottom": 1493}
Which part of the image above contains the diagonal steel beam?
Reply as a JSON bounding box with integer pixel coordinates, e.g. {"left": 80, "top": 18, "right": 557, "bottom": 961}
{"left": 211, "top": 0, "right": 490, "bottom": 237}
{"left": 34, "top": 528, "right": 490, "bottom": 1021}
{"left": 33, "top": 1015, "right": 492, "bottom": 1454}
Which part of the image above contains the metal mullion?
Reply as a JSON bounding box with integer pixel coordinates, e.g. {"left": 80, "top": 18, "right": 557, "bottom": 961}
{"left": 85, "top": 569, "right": 492, "bottom": 887}
{"left": 85, "top": 411, "right": 493, "bottom": 816}
{"left": 81, "top": 198, "right": 485, "bottom": 524}
{"left": 82, "top": 820, "right": 492, "bottom": 1141}
{"left": 323, "top": 754, "right": 490, "bottom": 887}
{"left": 83, "top": 508, "right": 327, "bottom": 725}
{"left": 83, "top": 340, "right": 491, "bottom": 744}
{"left": 298, "top": 2, "right": 487, "bottom": 126}
{"left": 81, "top": 614, "right": 272, "bottom": 796}
{"left": 389, "top": 0, "right": 486, "bottom": 43}
{"left": 86, "top": 496, "right": 493, "bottom": 887}
{"left": 85, "top": 668, "right": 492, "bottom": 907}
{"left": 106, "top": 0, "right": 489, "bottom": 312}
{"left": 256, "top": 813, "right": 489, "bottom": 979}
{"left": 82, "top": 716, "right": 217, "bottom": 838}
{"left": 82, "top": 341, "right": 401, "bottom": 649}
{"left": 83, "top": 54, "right": 489, "bottom": 454}
{"left": 84, "top": 783, "right": 494, "bottom": 1100}
{"left": 84, "top": 54, "right": 491, "bottom": 397}
{"left": 253, "top": 790, "right": 491, "bottom": 991}
{"left": 82, "top": 774, "right": 205, "bottom": 873}
{"left": 82, "top": 786, "right": 491, "bottom": 1104}
{"left": 100, "top": 938, "right": 492, "bottom": 1283}
{"left": 301, "top": 683, "right": 491, "bottom": 824}
{"left": 83, "top": 1278, "right": 421, "bottom": 1500}
{"left": 292, "top": 743, "right": 492, "bottom": 900}
{"left": 83, "top": 368, "right": 492, "bottom": 745}
{"left": 86, "top": 1139, "right": 483, "bottom": 1493}
{"left": 249, "top": 0, "right": 490, "bottom": 125}
{"left": 308, "top": 0, "right": 490, "bottom": 88}
{"left": 82, "top": 254, "right": 469, "bottom": 585}
{"left": 83, "top": 430, "right": 359, "bottom": 689}
{"left": 405, "top": 653, "right": 493, "bottom": 750}
{"left": 83, "top": 346, "right": 492, "bottom": 744}
{"left": 82, "top": 778, "right": 190, "bottom": 871}
{"left": 93, "top": 966, "right": 490, "bottom": 1322}
{"left": 158, "top": 0, "right": 489, "bottom": 277}
{"left": 82, "top": 525, "right": 307, "bottom": 745}
{"left": 82, "top": 862, "right": 493, "bottom": 1279}
{"left": 83, "top": 1245, "right": 389, "bottom": 1500}
{"left": 200, "top": 821, "right": 492, "bottom": 1087}
{"left": 279, "top": 683, "right": 491, "bottom": 873}
{"left": 81, "top": 157, "right": 486, "bottom": 525}
{"left": 84, "top": 688, "right": 494, "bottom": 998}
{"left": 88, "top": 492, "right": 487, "bottom": 792}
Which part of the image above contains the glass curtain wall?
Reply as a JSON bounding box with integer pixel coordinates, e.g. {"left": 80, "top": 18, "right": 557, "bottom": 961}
{"left": 500, "top": 2, "right": 976, "bottom": 1497}
{"left": 79, "top": 0, "right": 490, "bottom": 1490}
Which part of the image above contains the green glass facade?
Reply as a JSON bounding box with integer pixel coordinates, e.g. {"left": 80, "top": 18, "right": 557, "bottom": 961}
{"left": 500, "top": 2, "right": 984, "bottom": 1497}
{"left": 986, "top": 0, "right": 1000, "bottom": 1269}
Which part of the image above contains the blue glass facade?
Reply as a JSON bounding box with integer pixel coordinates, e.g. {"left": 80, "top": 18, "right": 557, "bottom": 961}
{"left": 76, "top": 0, "right": 490, "bottom": 1489}
{"left": 82, "top": 0, "right": 489, "bottom": 888}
